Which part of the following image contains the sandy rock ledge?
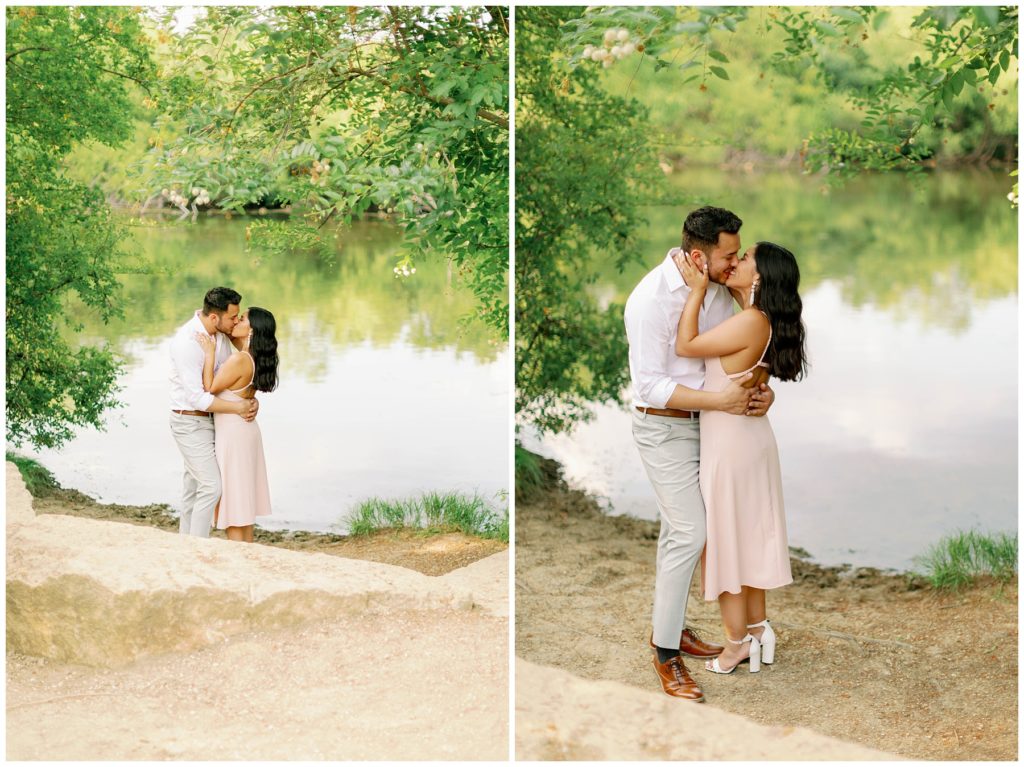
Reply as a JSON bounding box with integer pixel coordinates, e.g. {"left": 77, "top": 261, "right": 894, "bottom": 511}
{"left": 516, "top": 660, "right": 900, "bottom": 760}
{"left": 6, "top": 462, "right": 508, "bottom": 760}
{"left": 6, "top": 462, "right": 504, "bottom": 667}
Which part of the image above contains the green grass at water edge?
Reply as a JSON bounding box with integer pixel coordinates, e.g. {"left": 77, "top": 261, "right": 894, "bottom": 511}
{"left": 6, "top": 453, "right": 60, "bottom": 497}
{"left": 515, "top": 443, "right": 544, "bottom": 500}
{"left": 346, "top": 492, "right": 508, "bottom": 542}
{"left": 913, "top": 530, "right": 1018, "bottom": 590}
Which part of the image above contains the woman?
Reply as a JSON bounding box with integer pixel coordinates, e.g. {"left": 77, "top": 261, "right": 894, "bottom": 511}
{"left": 674, "top": 242, "right": 807, "bottom": 674}
{"left": 196, "top": 307, "right": 279, "bottom": 542}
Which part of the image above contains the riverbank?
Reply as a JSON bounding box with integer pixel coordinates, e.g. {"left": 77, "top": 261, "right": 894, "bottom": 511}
{"left": 19, "top": 472, "right": 506, "bottom": 577}
{"left": 7, "top": 462, "right": 508, "bottom": 760}
{"left": 516, "top": 480, "right": 1017, "bottom": 761}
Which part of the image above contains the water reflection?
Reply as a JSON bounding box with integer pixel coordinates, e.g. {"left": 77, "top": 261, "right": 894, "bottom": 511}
{"left": 30, "top": 216, "right": 509, "bottom": 532}
{"left": 530, "top": 169, "right": 1017, "bottom": 571}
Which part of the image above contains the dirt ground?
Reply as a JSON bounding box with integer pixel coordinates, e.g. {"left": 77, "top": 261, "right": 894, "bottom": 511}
{"left": 516, "top": 485, "right": 1018, "bottom": 761}
{"left": 30, "top": 486, "right": 506, "bottom": 576}
{"left": 9, "top": 479, "right": 509, "bottom": 760}
{"left": 8, "top": 610, "right": 507, "bottom": 760}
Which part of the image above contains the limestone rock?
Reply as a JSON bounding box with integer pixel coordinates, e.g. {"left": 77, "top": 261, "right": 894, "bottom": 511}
{"left": 6, "top": 463, "right": 504, "bottom": 667}
{"left": 516, "top": 660, "right": 900, "bottom": 760}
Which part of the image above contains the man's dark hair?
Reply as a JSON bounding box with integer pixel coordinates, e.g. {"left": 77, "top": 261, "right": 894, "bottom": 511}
{"left": 203, "top": 287, "right": 242, "bottom": 315}
{"left": 682, "top": 206, "right": 743, "bottom": 254}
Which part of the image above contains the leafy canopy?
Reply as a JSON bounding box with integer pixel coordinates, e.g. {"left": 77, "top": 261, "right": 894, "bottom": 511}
{"left": 563, "top": 5, "right": 1018, "bottom": 173}
{"left": 516, "top": 6, "right": 659, "bottom": 434}
{"left": 144, "top": 6, "right": 509, "bottom": 337}
{"left": 518, "top": 5, "right": 1018, "bottom": 436}
{"left": 6, "top": 6, "right": 154, "bottom": 448}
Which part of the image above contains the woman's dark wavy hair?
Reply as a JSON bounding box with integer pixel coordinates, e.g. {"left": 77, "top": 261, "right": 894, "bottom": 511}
{"left": 751, "top": 242, "right": 807, "bottom": 382}
{"left": 247, "top": 307, "right": 279, "bottom": 392}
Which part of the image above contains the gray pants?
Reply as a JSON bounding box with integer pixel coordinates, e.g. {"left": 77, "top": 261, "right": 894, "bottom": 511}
{"left": 169, "top": 413, "right": 219, "bottom": 537}
{"left": 632, "top": 410, "right": 705, "bottom": 650}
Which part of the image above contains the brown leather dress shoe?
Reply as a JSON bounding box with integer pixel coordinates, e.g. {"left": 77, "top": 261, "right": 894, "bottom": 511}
{"left": 652, "top": 655, "right": 705, "bottom": 701}
{"left": 649, "top": 628, "right": 724, "bottom": 659}
{"left": 679, "top": 628, "right": 724, "bottom": 658}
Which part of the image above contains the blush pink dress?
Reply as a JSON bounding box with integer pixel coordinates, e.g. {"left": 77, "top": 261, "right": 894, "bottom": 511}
{"left": 214, "top": 352, "right": 272, "bottom": 529}
{"left": 699, "top": 323, "right": 792, "bottom": 600}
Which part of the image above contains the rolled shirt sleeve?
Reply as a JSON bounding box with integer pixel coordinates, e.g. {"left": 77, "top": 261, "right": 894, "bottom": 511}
{"left": 170, "top": 333, "right": 215, "bottom": 412}
{"left": 629, "top": 302, "right": 678, "bottom": 409}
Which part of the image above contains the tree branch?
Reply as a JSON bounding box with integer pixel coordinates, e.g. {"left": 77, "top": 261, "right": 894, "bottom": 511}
{"left": 97, "top": 66, "right": 151, "bottom": 93}
{"left": 7, "top": 45, "right": 150, "bottom": 92}
{"left": 229, "top": 61, "right": 315, "bottom": 124}
{"left": 341, "top": 66, "right": 508, "bottom": 129}
{"left": 6, "top": 45, "right": 52, "bottom": 61}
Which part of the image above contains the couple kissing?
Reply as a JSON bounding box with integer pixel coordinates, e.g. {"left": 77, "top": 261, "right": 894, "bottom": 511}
{"left": 168, "top": 287, "right": 279, "bottom": 543}
{"left": 625, "top": 206, "right": 808, "bottom": 702}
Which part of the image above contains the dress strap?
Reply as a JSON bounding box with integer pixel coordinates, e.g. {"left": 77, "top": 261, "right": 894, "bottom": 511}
{"left": 726, "top": 314, "right": 772, "bottom": 379}
{"left": 755, "top": 320, "right": 772, "bottom": 368}
{"left": 228, "top": 351, "right": 255, "bottom": 394}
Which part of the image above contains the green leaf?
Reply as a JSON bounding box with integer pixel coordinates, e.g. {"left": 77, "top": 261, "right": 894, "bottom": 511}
{"left": 872, "top": 10, "right": 890, "bottom": 31}
{"left": 673, "top": 21, "right": 708, "bottom": 34}
{"left": 832, "top": 8, "right": 865, "bottom": 25}
{"left": 972, "top": 6, "right": 1000, "bottom": 27}
{"left": 989, "top": 65, "right": 1001, "bottom": 85}
{"left": 814, "top": 20, "right": 840, "bottom": 37}
{"left": 709, "top": 65, "right": 729, "bottom": 80}
{"left": 941, "top": 83, "right": 955, "bottom": 111}
{"left": 999, "top": 49, "right": 1010, "bottom": 71}
{"left": 950, "top": 70, "right": 964, "bottom": 95}
{"left": 707, "top": 49, "right": 729, "bottom": 63}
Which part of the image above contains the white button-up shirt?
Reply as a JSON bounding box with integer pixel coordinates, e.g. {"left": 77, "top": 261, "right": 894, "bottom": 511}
{"left": 624, "top": 249, "right": 735, "bottom": 409}
{"left": 169, "top": 311, "right": 231, "bottom": 411}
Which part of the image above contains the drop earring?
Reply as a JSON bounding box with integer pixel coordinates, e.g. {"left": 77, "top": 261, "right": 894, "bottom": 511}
{"left": 749, "top": 280, "right": 759, "bottom": 307}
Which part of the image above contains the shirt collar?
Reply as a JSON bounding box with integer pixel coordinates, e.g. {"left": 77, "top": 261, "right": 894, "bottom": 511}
{"left": 190, "top": 310, "right": 219, "bottom": 341}
{"left": 662, "top": 248, "right": 718, "bottom": 311}
{"left": 661, "top": 249, "right": 686, "bottom": 292}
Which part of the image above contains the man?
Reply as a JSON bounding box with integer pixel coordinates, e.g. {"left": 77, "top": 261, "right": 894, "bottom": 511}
{"left": 624, "top": 206, "right": 774, "bottom": 702}
{"left": 169, "top": 287, "right": 258, "bottom": 537}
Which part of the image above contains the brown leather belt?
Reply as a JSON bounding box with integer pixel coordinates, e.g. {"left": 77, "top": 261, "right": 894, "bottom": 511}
{"left": 171, "top": 409, "right": 212, "bottom": 417}
{"left": 636, "top": 406, "right": 699, "bottom": 419}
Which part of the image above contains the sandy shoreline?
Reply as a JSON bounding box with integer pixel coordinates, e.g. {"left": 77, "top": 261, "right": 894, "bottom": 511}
{"left": 516, "top": 479, "right": 1018, "bottom": 761}
{"left": 7, "top": 463, "right": 509, "bottom": 760}
{"left": 24, "top": 480, "right": 506, "bottom": 576}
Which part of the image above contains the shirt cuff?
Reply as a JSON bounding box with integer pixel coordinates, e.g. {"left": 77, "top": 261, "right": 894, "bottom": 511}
{"left": 644, "top": 378, "right": 676, "bottom": 410}
{"left": 193, "top": 391, "right": 215, "bottom": 411}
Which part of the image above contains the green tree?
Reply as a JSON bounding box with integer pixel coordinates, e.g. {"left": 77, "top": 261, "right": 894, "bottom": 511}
{"left": 143, "top": 6, "right": 509, "bottom": 337}
{"left": 6, "top": 7, "right": 155, "bottom": 448}
{"left": 517, "top": 5, "right": 1017, "bottom": 436}
{"left": 563, "top": 6, "right": 1018, "bottom": 172}
{"left": 515, "top": 6, "right": 659, "bottom": 434}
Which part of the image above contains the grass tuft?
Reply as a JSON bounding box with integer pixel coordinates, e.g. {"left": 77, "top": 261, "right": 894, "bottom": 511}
{"left": 515, "top": 442, "right": 566, "bottom": 502}
{"left": 515, "top": 444, "right": 545, "bottom": 501}
{"left": 346, "top": 491, "right": 508, "bottom": 542}
{"left": 5, "top": 453, "right": 60, "bottom": 497}
{"left": 913, "top": 529, "right": 1017, "bottom": 590}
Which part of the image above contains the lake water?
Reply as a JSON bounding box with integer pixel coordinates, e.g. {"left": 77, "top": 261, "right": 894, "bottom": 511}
{"left": 24, "top": 216, "right": 509, "bottom": 533}
{"left": 522, "top": 169, "right": 1018, "bottom": 572}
